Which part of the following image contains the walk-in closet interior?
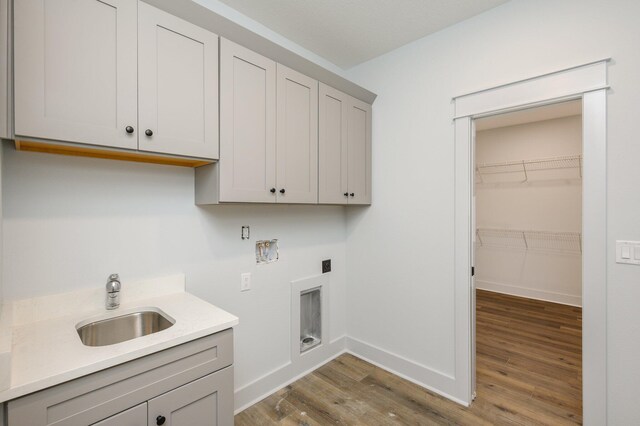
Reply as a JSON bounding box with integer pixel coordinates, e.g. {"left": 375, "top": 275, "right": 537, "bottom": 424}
{"left": 472, "top": 101, "right": 584, "bottom": 424}
{"left": 475, "top": 100, "right": 583, "bottom": 306}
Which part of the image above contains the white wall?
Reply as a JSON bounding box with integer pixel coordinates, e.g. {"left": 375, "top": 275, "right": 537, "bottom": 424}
{"left": 476, "top": 116, "right": 582, "bottom": 306}
{"left": 345, "top": 0, "right": 640, "bottom": 423}
{"left": 1, "top": 145, "right": 347, "bottom": 409}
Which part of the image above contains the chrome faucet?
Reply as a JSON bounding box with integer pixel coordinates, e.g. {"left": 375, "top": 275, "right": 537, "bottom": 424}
{"left": 105, "top": 273, "right": 121, "bottom": 310}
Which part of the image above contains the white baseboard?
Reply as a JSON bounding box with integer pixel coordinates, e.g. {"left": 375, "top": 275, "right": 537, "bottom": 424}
{"left": 345, "top": 336, "right": 468, "bottom": 407}
{"left": 476, "top": 280, "right": 581, "bottom": 307}
{"left": 234, "top": 334, "right": 472, "bottom": 415}
{"left": 234, "top": 335, "right": 347, "bottom": 414}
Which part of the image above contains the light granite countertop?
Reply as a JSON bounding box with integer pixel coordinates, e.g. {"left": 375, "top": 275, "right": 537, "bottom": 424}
{"left": 0, "top": 274, "right": 238, "bottom": 403}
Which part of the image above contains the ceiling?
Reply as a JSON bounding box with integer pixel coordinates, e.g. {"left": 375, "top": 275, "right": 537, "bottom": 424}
{"left": 216, "top": 0, "right": 509, "bottom": 69}
{"left": 475, "top": 100, "right": 582, "bottom": 131}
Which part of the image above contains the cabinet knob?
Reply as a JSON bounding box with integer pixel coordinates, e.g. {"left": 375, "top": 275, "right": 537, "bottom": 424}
{"left": 145, "top": 129, "right": 154, "bottom": 137}
{"left": 280, "top": 189, "right": 285, "bottom": 194}
{"left": 343, "top": 192, "right": 349, "bottom": 197}
{"left": 350, "top": 193, "right": 355, "bottom": 197}
{"left": 156, "top": 415, "right": 166, "bottom": 425}
{"left": 270, "top": 188, "right": 276, "bottom": 194}
{"left": 125, "top": 126, "right": 134, "bottom": 134}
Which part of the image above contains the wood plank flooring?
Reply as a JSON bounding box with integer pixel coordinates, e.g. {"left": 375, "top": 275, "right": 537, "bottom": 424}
{"left": 235, "top": 290, "right": 582, "bottom": 425}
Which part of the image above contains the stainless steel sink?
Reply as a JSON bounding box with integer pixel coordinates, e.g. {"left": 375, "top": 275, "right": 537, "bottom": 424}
{"left": 76, "top": 309, "right": 175, "bottom": 347}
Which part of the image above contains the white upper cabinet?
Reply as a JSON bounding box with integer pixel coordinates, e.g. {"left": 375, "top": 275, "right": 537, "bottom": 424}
{"left": 200, "top": 54, "right": 370, "bottom": 206}
{"left": 318, "top": 84, "right": 372, "bottom": 205}
{"left": 319, "top": 83, "right": 349, "bottom": 204}
{"left": 347, "top": 97, "right": 372, "bottom": 205}
{"left": 214, "top": 46, "right": 320, "bottom": 204}
{"left": 13, "top": 0, "right": 218, "bottom": 160}
{"left": 12, "top": 1, "right": 372, "bottom": 199}
{"left": 14, "top": 0, "right": 138, "bottom": 149}
{"left": 219, "top": 38, "right": 276, "bottom": 203}
{"left": 276, "top": 64, "right": 318, "bottom": 204}
{"left": 138, "top": 2, "right": 218, "bottom": 159}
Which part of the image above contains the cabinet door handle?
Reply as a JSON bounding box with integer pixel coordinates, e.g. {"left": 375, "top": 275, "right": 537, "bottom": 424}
{"left": 279, "top": 188, "right": 286, "bottom": 194}
{"left": 145, "top": 129, "right": 154, "bottom": 137}
{"left": 125, "top": 126, "right": 134, "bottom": 134}
{"left": 350, "top": 193, "right": 355, "bottom": 197}
{"left": 156, "top": 415, "right": 166, "bottom": 425}
{"left": 270, "top": 188, "right": 276, "bottom": 194}
{"left": 343, "top": 192, "right": 349, "bottom": 197}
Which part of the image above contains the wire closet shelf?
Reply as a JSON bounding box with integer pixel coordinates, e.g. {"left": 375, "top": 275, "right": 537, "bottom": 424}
{"left": 476, "top": 228, "right": 582, "bottom": 254}
{"left": 476, "top": 154, "right": 582, "bottom": 183}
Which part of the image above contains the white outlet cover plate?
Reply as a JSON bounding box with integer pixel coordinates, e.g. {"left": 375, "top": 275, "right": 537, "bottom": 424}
{"left": 241, "top": 272, "right": 251, "bottom": 291}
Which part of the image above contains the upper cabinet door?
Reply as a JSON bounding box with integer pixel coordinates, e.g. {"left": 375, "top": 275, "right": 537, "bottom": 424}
{"left": 138, "top": 2, "right": 219, "bottom": 159}
{"left": 276, "top": 64, "right": 318, "bottom": 204}
{"left": 347, "top": 98, "right": 372, "bottom": 205}
{"left": 219, "top": 38, "right": 276, "bottom": 203}
{"left": 14, "top": 0, "right": 137, "bottom": 149}
{"left": 318, "top": 83, "right": 349, "bottom": 205}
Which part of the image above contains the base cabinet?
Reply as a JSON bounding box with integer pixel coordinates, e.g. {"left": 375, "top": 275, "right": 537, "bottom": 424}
{"left": 148, "top": 367, "right": 233, "bottom": 426}
{"left": 91, "top": 368, "right": 233, "bottom": 426}
{"left": 6, "top": 329, "right": 234, "bottom": 426}
{"left": 94, "top": 403, "right": 147, "bottom": 426}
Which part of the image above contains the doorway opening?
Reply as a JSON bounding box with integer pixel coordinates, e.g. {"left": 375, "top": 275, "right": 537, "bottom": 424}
{"left": 453, "top": 59, "right": 608, "bottom": 423}
{"left": 471, "top": 100, "right": 583, "bottom": 423}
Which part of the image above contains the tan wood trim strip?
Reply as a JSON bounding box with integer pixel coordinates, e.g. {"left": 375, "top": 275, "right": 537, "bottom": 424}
{"left": 15, "top": 140, "right": 213, "bottom": 168}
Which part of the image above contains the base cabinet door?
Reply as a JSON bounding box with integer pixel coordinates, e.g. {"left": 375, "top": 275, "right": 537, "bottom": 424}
{"left": 14, "top": 0, "right": 138, "bottom": 149}
{"left": 147, "top": 367, "right": 234, "bottom": 426}
{"left": 93, "top": 403, "right": 147, "bottom": 426}
{"left": 138, "top": 2, "right": 219, "bottom": 159}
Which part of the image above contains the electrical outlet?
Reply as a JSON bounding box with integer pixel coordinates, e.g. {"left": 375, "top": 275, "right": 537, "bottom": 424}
{"left": 240, "top": 272, "right": 251, "bottom": 291}
{"left": 322, "top": 259, "right": 331, "bottom": 273}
